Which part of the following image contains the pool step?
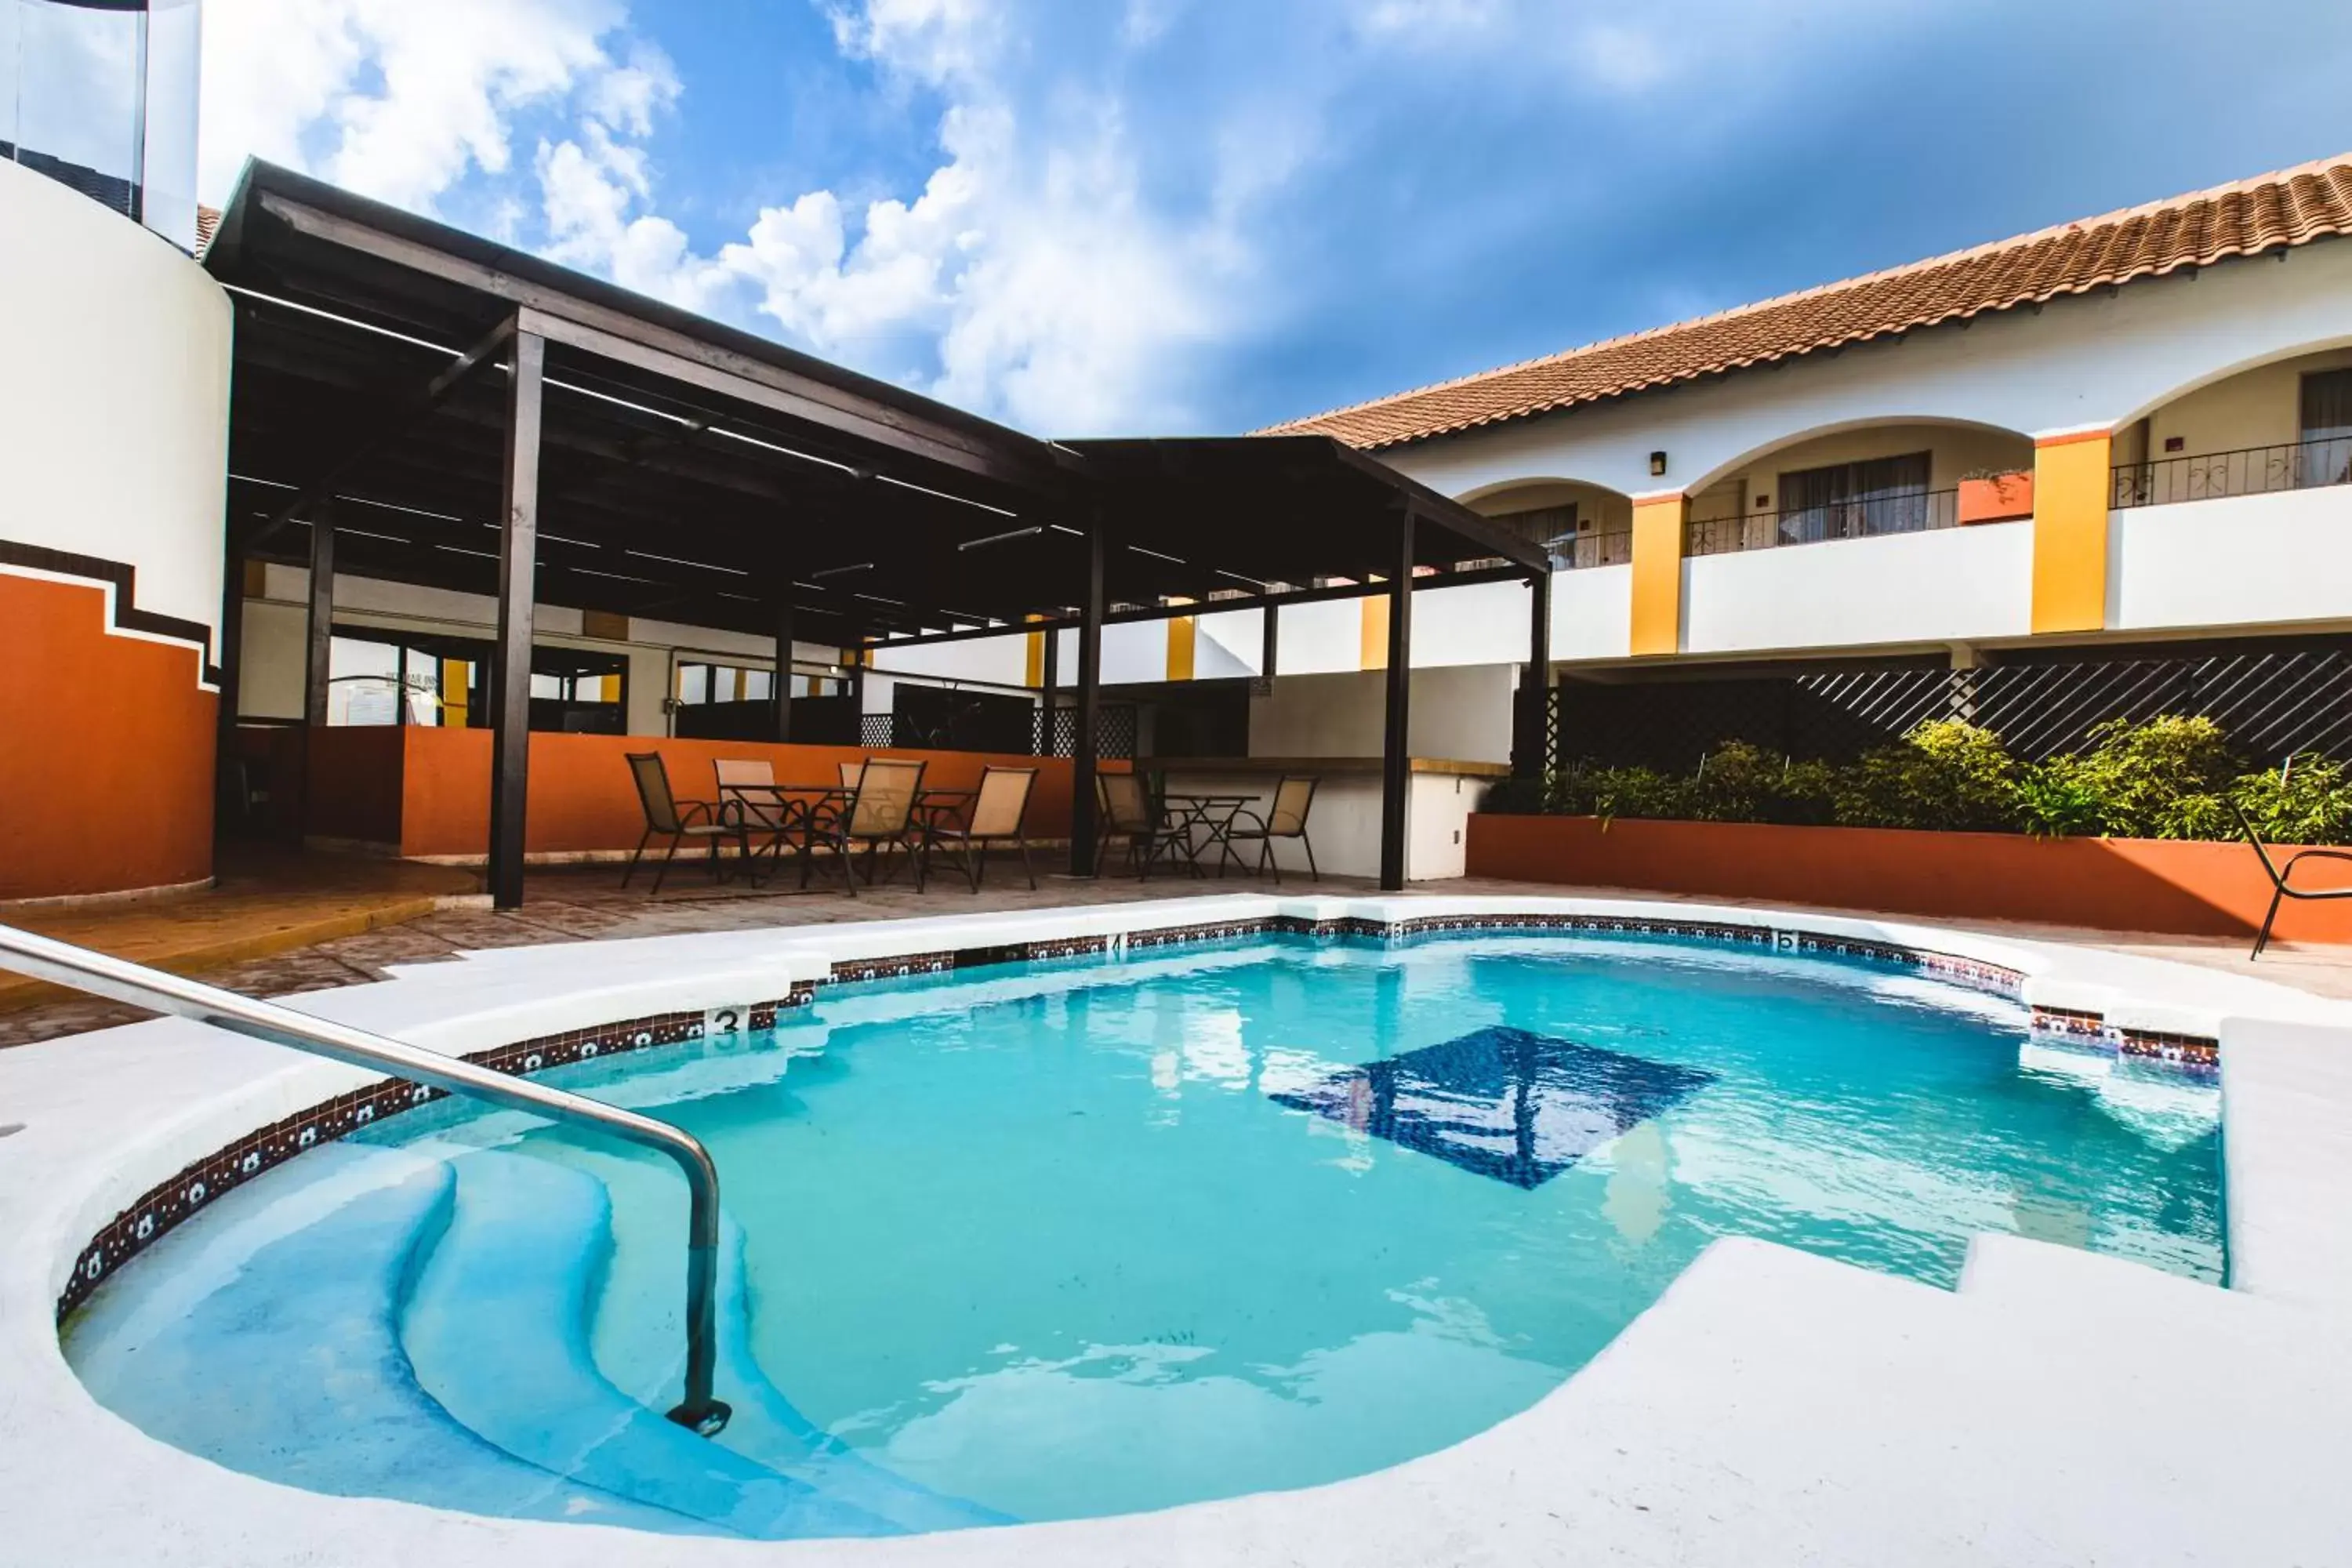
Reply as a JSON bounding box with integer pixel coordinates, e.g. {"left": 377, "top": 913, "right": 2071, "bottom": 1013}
{"left": 60, "top": 1142, "right": 696, "bottom": 1532}
{"left": 400, "top": 1149, "right": 898, "bottom": 1540}
{"left": 541, "top": 1139, "right": 1007, "bottom": 1534}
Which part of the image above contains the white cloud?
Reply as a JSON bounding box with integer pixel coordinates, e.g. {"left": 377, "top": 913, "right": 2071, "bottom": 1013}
{"left": 197, "top": 0, "right": 657, "bottom": 210}
{"left": 534, "top": 4, "right": 1247, "bottom": 433}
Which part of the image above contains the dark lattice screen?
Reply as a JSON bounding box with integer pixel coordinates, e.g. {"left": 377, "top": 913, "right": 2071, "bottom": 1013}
{"left": 855, "top": 704, "right": 1137, "bottom": 757}
{"left": 1552, "top": 641, "right": 2352, "bottom": 771}
{"left": 1033, "top": 703, "right": 1138, "bottom": 759}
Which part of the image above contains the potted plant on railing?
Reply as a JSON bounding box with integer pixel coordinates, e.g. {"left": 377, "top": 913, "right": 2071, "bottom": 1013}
{"left": 1957, "top": 465, "right": 2034, "bottom": 524}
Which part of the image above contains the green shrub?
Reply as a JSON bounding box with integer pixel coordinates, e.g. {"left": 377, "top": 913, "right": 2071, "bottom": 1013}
{"left": 2230, "top": 753, "right": 2352, "bottom": 845}
{"left": 2013, "top": 756, "right": 2105, "bottom": 839}
{"left": 2064, "top": 715, "right": 2235, "bottom": 839}
{"left": 1835, "top": 719, "right": 2019, "bottom": 832}
{"left": 1688, "top": 741, "right": 1783, "bottom": 822}
{"left": 1527, "top": 716, "right": 2352, "bottom": 844}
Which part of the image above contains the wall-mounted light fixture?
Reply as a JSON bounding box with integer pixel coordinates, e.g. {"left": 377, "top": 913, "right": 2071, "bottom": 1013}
{"left": 1648, "top": 451, "right": 1668, "bottom": 477}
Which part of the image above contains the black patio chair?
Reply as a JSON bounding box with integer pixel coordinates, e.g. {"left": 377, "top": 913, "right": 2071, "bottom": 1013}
{"left": 2234, "top": 802, "right": 2352, "bottom": 960}
{"left": 622, "top": 752, "right": 750, "bottom": 895}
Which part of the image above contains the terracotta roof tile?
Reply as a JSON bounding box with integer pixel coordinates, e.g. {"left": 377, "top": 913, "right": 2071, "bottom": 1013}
{"left": 194, "top": 204, "right": 221, "bottom": 256}
{"left": 1269, "top": 152, "right": 2352, "bottom": 451}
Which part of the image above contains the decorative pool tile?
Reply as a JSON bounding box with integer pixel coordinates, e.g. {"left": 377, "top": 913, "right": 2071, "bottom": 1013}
{"left": 1269, "top": 1025, "right": 1718, "bottom": 1189}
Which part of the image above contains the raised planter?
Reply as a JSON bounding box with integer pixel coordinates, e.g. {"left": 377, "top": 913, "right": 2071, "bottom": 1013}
{"left": 1957, "top": 470, "right": 2034, "bottom": 524}
{"left": 1465, "top": 813, "right": 2352, "bottom": 943}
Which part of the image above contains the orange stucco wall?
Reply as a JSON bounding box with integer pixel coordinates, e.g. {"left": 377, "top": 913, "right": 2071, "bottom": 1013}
{"left": 294, "top": 728, "right": 1106, "bottom": 859}
{"left": 1465, "top": 813, "right": 2352, "bottom": 944}
{"left": 0, "top": 574, "right": 215, "bottom": 898}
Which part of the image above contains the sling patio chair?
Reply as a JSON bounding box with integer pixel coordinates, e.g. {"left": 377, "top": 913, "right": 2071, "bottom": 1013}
{"left": 920, "top": 765, "right": 1040, "bottom": 891}
{"left": 803, "top": 756, "right": 927, "bottom": 895}
{"left": 1096, "top": 771, "right": 1184, "bottom": 878}
{"left": 2233, "top": 801, "right": 2352, "bottom": 959}
{"left": 622, "top": 751, "right": 752, "bottom": 895}
{"left": 1221, "top": 775, "right": 1321, "bottom": 884}
{"left": 713, "top": 757, "right": 804, "bottom": 884}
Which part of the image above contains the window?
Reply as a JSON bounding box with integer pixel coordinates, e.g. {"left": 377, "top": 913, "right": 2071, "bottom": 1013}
{"left": 1491, "top": 501, "right": 1630, "bottom": 570}
{"left": 1776, "top": 452, "right": 1931, "bottom": 544}
{"left": 0, "top": 0, "right": 201, "bottom": 248}
{"left": 324, "top": 628, "right": 622, "bottom": 732}
{"left": 2300, "top": 368, "right": 2352, "bottom": 489}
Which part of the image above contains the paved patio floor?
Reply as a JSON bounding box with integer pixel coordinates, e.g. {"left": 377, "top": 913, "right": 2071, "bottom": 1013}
{"left": 4, "top": 851, "right": 2349, "bottom": 1048}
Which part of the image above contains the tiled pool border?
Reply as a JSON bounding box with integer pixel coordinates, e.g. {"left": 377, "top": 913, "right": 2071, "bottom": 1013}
{"left": 54, "top": 907, "right": 2216, "bottom": 1323}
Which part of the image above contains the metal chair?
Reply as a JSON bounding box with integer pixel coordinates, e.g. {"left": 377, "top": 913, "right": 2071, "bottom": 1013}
{"left": 1222, "top": 775, "right": 1321, "bottom": 884}
{"left": 622, "top": 752, "right": 750, "bottom": 895}
{"left": 1097, "top": 771, "right": 1178, "bottom": 878}
{"left": 2234, "top": 802, "right": 2352, "bottom": 959}
{"left": 713, "top": 757, "right": 802, "bottom": 884}
{"left": 804, "top": 757, "right": 927, "bottom": 895}
{"left": 921, "top": 766, "right": 1040, "bottom": 891}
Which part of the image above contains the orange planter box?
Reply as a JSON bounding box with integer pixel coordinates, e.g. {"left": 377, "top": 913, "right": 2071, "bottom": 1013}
{"left": 1958, "top": 470, "right": 2034, "bottom": 524}
{"left": 1465, "top": 813, "right": 2352, "bottom": 944}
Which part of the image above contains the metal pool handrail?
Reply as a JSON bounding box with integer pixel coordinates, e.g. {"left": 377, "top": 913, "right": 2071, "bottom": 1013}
{"left": 0, "top": 922, "right": 731, "bottom": 1437}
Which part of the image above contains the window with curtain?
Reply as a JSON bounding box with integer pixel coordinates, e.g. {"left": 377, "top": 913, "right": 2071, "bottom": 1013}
{"left": 1777, "top": 452, "right": 1930, "bottom": 543}
{"left": 2300, "top": 368, "right": 2352, "bottom": 488}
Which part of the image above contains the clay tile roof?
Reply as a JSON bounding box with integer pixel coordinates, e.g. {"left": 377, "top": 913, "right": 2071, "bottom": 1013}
{"left": 194, "top": 204, "right": 221, "bottom": 256}
{"left": 1268, "top": 151, "right": 2352, "bottom": 451}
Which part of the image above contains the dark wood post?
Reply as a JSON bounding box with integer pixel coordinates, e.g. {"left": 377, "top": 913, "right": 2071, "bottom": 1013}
{"left": 772, "top": 597, "right": 794, "bottom": 742}
{"left": 1513, "top": 566, "right": 1552, "bottom": 779}
{"left": 1260, "top": 600, "right": 1279, "bottom": 684}
{"left": 1379, "top": 506, "right": 1414, "bottom": 891}
{"left": 1036, "top": 619, "right": 1060, "bottom": 756}
{"left": 488, "top": 327, "right": 544, "bottom": 909}
{"left": 303, "top": 506, "right": 335, "bottom": 728}
{"left": 1069, "top": 519, "right": 1105, "bottom": 875}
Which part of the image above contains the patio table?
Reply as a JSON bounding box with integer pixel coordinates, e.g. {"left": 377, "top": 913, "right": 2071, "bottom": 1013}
{"left": 1156, "top": 792, "right": 1260, "bottom": 878}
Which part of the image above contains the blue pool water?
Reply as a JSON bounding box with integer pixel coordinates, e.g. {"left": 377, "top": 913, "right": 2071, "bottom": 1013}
{"left": 64, "top": 933, "right": 2224, "bottom": 1537}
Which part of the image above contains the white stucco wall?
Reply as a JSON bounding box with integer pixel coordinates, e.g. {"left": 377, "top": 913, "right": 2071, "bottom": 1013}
{"left": 0, "top": 159, "right": 230, "bottom": 665}
{"left": 1680, "top": 521, "right": 2034, "bottom": 656}
{"left": 1265, "top": 597, "right": 1362, "bottom": 676}
{"left": 1552, "top": 566, "right": 1632, "bottom": 663}
{"left": 2109, "top": 488, "right": 2352, "bottom": 633}
{"left": 1247, "top": 666, "right": 1514, "bottom": 763}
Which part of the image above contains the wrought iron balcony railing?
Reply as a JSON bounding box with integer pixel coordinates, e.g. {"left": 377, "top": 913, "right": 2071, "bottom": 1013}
{"left": 2111, "top": 436, "right": 2352, "bottom": 510}
{"left": 1685, "top": 488, "right": 1960, "bottom": 557}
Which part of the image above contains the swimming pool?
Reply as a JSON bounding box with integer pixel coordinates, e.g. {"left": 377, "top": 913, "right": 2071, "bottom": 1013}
{"left": 60, "top": 927, "right": 2223, "bottom": 1540}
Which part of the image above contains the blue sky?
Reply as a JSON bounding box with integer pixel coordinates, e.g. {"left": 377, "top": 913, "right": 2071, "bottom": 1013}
{"left": 198, "top": 0, "right": 2352, "bottom": 437}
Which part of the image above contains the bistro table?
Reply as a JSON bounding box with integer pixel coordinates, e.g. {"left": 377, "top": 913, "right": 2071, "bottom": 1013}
{"left": 1154, "top": 792, "right": 1260, "bottom": 877}
{"left": 718, "top": 780, "right": 977, "bottom": 887}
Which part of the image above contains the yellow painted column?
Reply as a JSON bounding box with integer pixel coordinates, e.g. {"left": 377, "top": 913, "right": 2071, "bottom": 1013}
{"left": 1628, "top": 492, "right": 1687, "bottom": 657}
{"left": 2029, "top": 428, "right": 2114, "bottom": 635}
{"left": 1359, "top": 586, "right": 1390, "bottom": 670}
{"left": 1024, "top": 618, "right": 1045, "bottom": 687}
{"left": 1165, "top": 599, "right": 1196, "bottom": 681}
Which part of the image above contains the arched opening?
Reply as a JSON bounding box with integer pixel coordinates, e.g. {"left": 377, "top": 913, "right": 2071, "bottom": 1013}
{"left": 2113, "top": 343, "right": 2352, "bottom": 509}
{"left": 1462, "top": 477, "right": 1636, "bottom": 570}
{"left": 1680, "top": 419, "right": 2034, "bottom": 556}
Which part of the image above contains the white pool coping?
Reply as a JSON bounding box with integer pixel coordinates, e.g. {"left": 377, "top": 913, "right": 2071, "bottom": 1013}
{"left": 3, "top": 893, "right": 2350, "bottom": 1566}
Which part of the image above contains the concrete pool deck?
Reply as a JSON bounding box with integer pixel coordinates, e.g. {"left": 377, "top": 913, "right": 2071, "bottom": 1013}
{"left": 2, "top": 891, "right": 2348, "bottom": 1564}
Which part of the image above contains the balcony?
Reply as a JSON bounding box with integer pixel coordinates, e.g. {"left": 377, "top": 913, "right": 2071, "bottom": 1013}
{"left": 1686, "top": 488, "right": 1961, "bottom": 557}
{"left": 2112, "top": 436, "right": 2352, "bottom": 509}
